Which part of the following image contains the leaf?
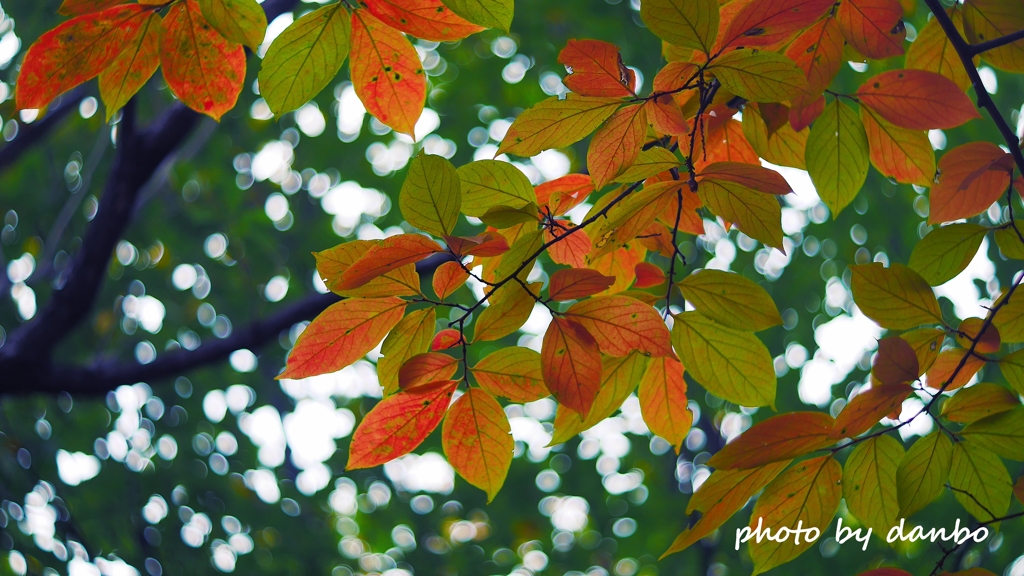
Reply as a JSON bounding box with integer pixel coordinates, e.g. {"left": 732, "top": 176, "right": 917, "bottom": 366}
{"left": 258, "top": 3, "right": 351, "bottom": 115}
{"left": 432, "top": 261, "right": 468, "bottom": 301}
{"left": 672, "top": 311, "right": 776, "bottom": 407}
{"left": 906, "top": 9, "right": 976, "bottom": 91}
{"left": 902, "top": 327, "right": 944, "bottom": 375}
{"left": 378, "top": 308, "right": 436, "bottom": 395}
{"left": 718, "top": 0, "right": 834, "bottom": 50}
{"left": 836, "top": 0, "right": 906, "bottom": 60}
{"left": 473, "top": 282, "right": 540, "bottom": 342}
{"left": 439, "top": 0, "right": 513, "bottom": 32}
{"left": 589, "top": 243, "right": 646, "bottom": 294}
{"left": 783, "top": 17, "right": 844, "bottom": 94}
{"left": 850, "top": 263, "right": 942, "bottom": 330}
{"left": 398, "top": 352, "right": 459, "bottom": 390}
{"left": 748, "top": 455, "right": 842, "bottom": 575}
{"left": 442, "top": 388, "right": 513, "bottom": 501}
{"left": 400, "top": 152, "right": 461, "bottom": 237}
{"left": 548, "top": 268, "right": 616, "bottom": 301}
{"left": 565, "top": 295, "right": 673, "bottom": 357}
{"left": 558, "top": 39, "right": 634, "bottom": 97}
{"left": 897, "top": 430, "right": 952, "bottom": 517}
{"left": 961, "top": 407, "right": 1024, "bottom": 460}
{"left": 585, "top": 104, "right": 647, "bottom": 189}
{"left": 941, "top": 383, "right": 1020, "bottom": 423}
{"left": 843, "top": 435, "right": 903, "bottom": 536}
{"left": 872, "top": 336, "right": 920, "bottom": 385}
{"left": 831, "top": 384, "right": 912, "bottom": 439}
{"left": 1016, "top": 475, "right": 1024, "bottom": 505}
{"left": 948, "top": 441, "right": 1012, "bottom": 521}
{"left": 677, "top": 269, "right": 782, "bottom": 331}
{"left": 494, "top": 229, "right": 544, "bottom": 281}
{"left": 661, "top": 461, "right": 790, "bottom": 558}
{"left": 350, "top": 9, "right": 426, "bottom": 136}
{"left": 347, "top": 380, "right": 457, "bottom": 469}
{"left": 929, "top": 142, "right": 1013, "bottom": 224}
{"left": 697, "top": 119, "right": 761, "bottom": 168}
{"left": 697, "top": 162, "right": 792, "bottom": 195}
{"left": 338, "top": 234, "right": 440, "bottom": 290}
{"left": 633, "top": 262, "right": 666, "bottom": 289}
{"left": 908, "top": 224, "right": 988, "bottom": 286}
{"left": 857, "top": 69, "right": 980, "bottom": 130}
{"left": 588, "top": 182, "right": 679, "bottom": 259}
{"left": 58, "top": 0, "right": 128, "bottom": 16}
{"left": 741, "top": 103, "right": 809, "bottom": 170}
{"left": 860, "top": 105, "right": 935, "bottom": 187}
{"left": 789, "top": 94, "right": 825, "bottom": 131}
{"left": 639, "top": 0, "right": 718, "bottom": 54}
{"left": 480, "top": 205, "right": 538, "bottom": 231}
{"left": 1002, "top": 349, "right": 1024, "bottom": 395}
{"left": 457, "top": 160, "right": 537, "bottom": 217}
{"left": 551, "top": 352, "right": 650, "bottom": 445}
{"left": 160, "top": 0, "right": 245, "bottom": 120}
{"left": 994, "top": 226, "right": 1024, "bottom": 261}
{"left": 198, "top": 0, "right": 266, "bottom": 50}
{"left": 638, "top": 356, "right": 691, "bottom": 451}
{"left": 280, "top": 297, "right": 407, "bottom": 380}
{"left": 709, "top": 49, "right": 807, "bottom": 102}
{"left": 98, "top": 10, "right": 161, "bottom": 121}
{"left": 364, "top": 0, "right": 483, "bottom": 42}
{"left": 541, "top": 318, "right": 603, "bottom": 416}
{"left": 16, "top": 5, "right": 153, "bottom": 110}
{"left": 805, "top": 99, "right": 870, "bottom": 216}
{"left": 497, "top": 95, "right": 622, "bottom": 157}
{"left": 962, "top": 0, "right": 1024, "bottom": 73}
{"left": 708, "top": 412, "right": 834, "bottom": 470}
{"left": 698, "top": 179, "right": 784, "bottom": 250}
{"left": 472, "top": 347, "right": 549, "bottom": 402}
{"left": 315, "top": 240, "right": 420, "bottom": 298}
{"left": 992, "top": 292, "right": 1024, "bottom": 343}
{"left": 614, "top": 147, "right": 681, "bottom": 184}
{"left": 536, "top": 174, "right": 594, "bottom": 214}
{"left": 431, "top": 328, "right": 463, "bottom": 351}
{"left": 955, "top": 317, "right": 1001, "bottom": 354}
{"left": 925, "top": 349, "right": 985, "bottom": 392}
{"left": 644, "top": 95, "right": 690, "bottom": 137}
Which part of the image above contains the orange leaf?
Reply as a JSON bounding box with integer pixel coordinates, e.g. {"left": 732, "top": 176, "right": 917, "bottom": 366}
{"left": 432, "top": 260, "right": 469, "bottom": 300}
{"left": 16, "top": 5, "right": 153, "bottom": 110}
{"left": 471, "top": 347, "right": 550, "bottom": 402}
{"left": 548, "top": 268, "right": 616, "bottom": 301}
{"left": 1015, "top": 475, "right": 1024, "bottom": 505}
{"left": 589, "top": 243, "right": 646, "bottom": 294}
{"left": 831, "top": 384, "right": 913, "bottom": 439}
{"left": 535, "top": 174, "right": 594, "bottom": 213}
{"left": 398, "top": 352, "right": 459, "bottom": 390}
{"left": 836, "top": 0, "right": 906, "bottom": 60}
{"left": 926, "top": 349, "right": 985, "bottom": 391}
{"left": 706, "top": 412, "right": 835, "bottom": 469}
{"left": 697, "top": 162, "right": 792, "bottom": 195}
{"left": 442, "top": 388, "right": 513, "bottom": 501}
{"left": 279, "top": 297, "right": 407, "bottom": 380}
{"left": 445, "top": 232, "right": 510, "bottom": 258}
{"left": 98, "top": 10, "right": 161, "bottom": 121}
{"left": 857, "top": 69, "right": 980, "bottom": 130}
{"left": 565, "top": 295, "right": 673, "bottom": 357}
{"left": 363, "top": 0, "right": 483, "bottom": 41}
{"left": 541, "top": 318, "right": 603, "bottom": 416}
{"left": 587, "top": 104, "right": 647, "bottom": 189}
{"left": 160, "top": 0, "right": 245, "bottom": 120}
{"left": 783, "top": 16, "right": 844, "bottom": 94}
{"left": 558, "top": 38, "right": 634, "bottom": 98}
{"left": 431, "top": 328, "right": 464, "bottom": 351}
{"left": 315, "top": 240, "right": 421, "bottom": 298}
{"left": 347, "top": 380, "right": 457, "bottom": 469}
{"left": 693, "top": 119, "right": 759, "bottom": 169}
{"left": 872, "top": 336, "right": 920, "bottom": 384}
{"left": 717, "top": 0, "right": 834, "bottom": 50}
{"left": 633, "top": 262, "right": 666, "bottom": 289}
{"left": 545, "top": 226, "right": 592, "bottom": 268}
{"left": 929, "top": 142, "right": 1013, "bottom": 224}
{"left": 350, "top": 9, "right": 426, "bottom": 136}
{"left": 956, "top": 317, "right": 1001, "bottom": 354}
{"left": 860, "top": 105, "right": 935, "bottom": 187}
{"left": 338, "top": 234, "right": 440, "bottom": 290}
{"left": 638, "top": 356, "right": 691, "bottom": 451}
{"left": 654, "top": 185, "right": 704, "bottom": 236}
{"left": 906, "top": 8, "right": 976, "bottom": 91}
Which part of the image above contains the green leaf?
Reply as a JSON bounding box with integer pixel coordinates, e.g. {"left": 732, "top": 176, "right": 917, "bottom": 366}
{"left": 896, "top": 430, "right": 952, "bottom": 517}
{"left": 961, "top": 406, "right": 1024, "bottom": 459}
{"left": 677, "top": 269, "right": 782, "bottom": 331}
{"left": 843, "top": 435, "right": 903, "bottom": 536}
{"left": 805, "top": 99, "right": 869, "bottom": 216}
{"left": 992, "top": 291, "right": 1024, "bottom": 343}
{"left": 908, "top": 223, "right": 988, "bottom": 286}
{"left": 457, "top": 160, "right": 537, "bottom": 217}
{"left": 258, "top": 3, "right": 350, "bottom": 115}
{"left": 709, "top": 48, "right": 807, "bottom": 102}
{"left": 941, "top": 383, "right": 1020, "bottom": 423}
{"left": 639, "top": 0, "right": 718, "bottom": 55}
{"left": 698, "top": 178, "right": 784, "bottom": 250}
{"left": 497, "top": 95, "right": 622, "bottom": 157}
{"left": 473, "top": 282, "right": 539, "bottom": 342}
{"left": 198, "top": 0, "right": 267, "bottom": 50}
{"left": 949, "top": 441, "right": 1012, "bottom": 521}
{"left": 377, "top": 308, "right": 436, "bottom": 395}
{"left": 399, "top": 152, "right": 461, "bottom": 237}
{"left": 994, "top": 225, "right": 1024, "bottom": 260}
{"left": 613, "top": 147, "right": 681, "bottom": 183}
{"left": 440, "top": 0, "right": 513, "bottom": 32}
{"left": 1000, "top": 348, "right": 1024, "bottom": 395}
{"left": 850, "top": 263, "right": 942, "bottom": 330}
{"left": 495, "top": 229, "right": 544, "bottom": 280}
{"left": 471, "top": 347, "right": 549, "bottom": 403}
{"left": 671, "top": 311, "right": 776, "bottom": 408}
{"left": 479, "top": 203, "right": 540, "bottom": 228}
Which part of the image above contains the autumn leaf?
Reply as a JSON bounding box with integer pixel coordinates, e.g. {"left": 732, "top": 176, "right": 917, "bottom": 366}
{"left": 696, "top": 119, "right": 760, "bottom": 168}
{"left": 400, "top": 152, "right": 461, "bottom": 237}
{"left": 697, "top": 162, "right": 792, "bottom": 195}
{"left": 398, "top": 352, "right": 459, "bottom": 390}
{"left": 494, "top": 229, "right": 544, "bottom": 281}
{"left": 742, "top": 103, "right": 809, "bottom": 170}
{"left": 843, "top": 435, "right": 903, "bottom": 537}
{"left": 992, "top": 291, "right": 1024, "bottom": 343}
{"left": 638, "top": 356, "right": 691, "bottom": 451}
{"left": 633, "top": 262, "right": 666, "bottom": 289}
{"left": 948, "top": 441, "right": 1012, "bottom": 521}
{"left": 350, "top": 9, "right": 426, "bottom": 136}
{"left": 471, "top": 347, "right": 549, "bottom": 402}
{"left": 955, "top": 317, "right": 1001, "bottom": 354}
{"left": 564, "top": 295, "right": 673, "bottom": 357}
{"left": 925, "top": 349, "right": 985, "bottom": 391}
{"left": 364, "top": 0, "right": 484, "bottom": 42}
{"left": 908, "top": 223, "right": 988, "bottom": 286}
{"left": 497, "top": 95, "right": 622, "bottom": 157}
{"left": 906, "top": 9, "right": 976, "bottom": 91}
{"left": 535, "top": 174, "right": 594, "bottom": 214}
{"left": 198, "top": 0, "right": 266, "bottom": 50}
{"left": 160, "top": 0, "right": 245, "bottom": 121}
{"left": 707, "top": 411, "right": 834, "bottom": 469}
{"left": 860, "top": 105, "right": 935, "bottom": 187}
{"left": 717, "top": 0, "right": 834, "bottom": 51}
{"left": 585, "top": 104, "right": 647, "bottom": 189}
{"left": 551, "top": 352, "right": 650, "bottom": 445}
{"left": 784, "top": 17, "right": 844, "bottom": 95}
{"left": 698, "top": 178, "right": 785, "bottom": 250}
{"left": 541, "top": 317, "right": 603, "bottom": 416}
{"left": 58, "top": 0, "right": 129, "bottom": 16}
{"left": 850, "top": 263, "right": 942, "bottom": 330}
{"left": 872, "top": 336, "right": 920, "bottom": 385}
{"left": 960, "top": 406, "right": 1024, "bottom": 460}
{"left": 836, "top": 0, "right": 906, "bottom": 59}
{"left": 97, "top": 10, "right": 161, "bottom": 121}
{"left": 347, "top": 380, "right": 457, "bottom": 469}
{"left": 338, "top": 234, "right": 440, "bottom": 290}
{"left": 902, "top": 327, "right": 944, "bottom": 375}
{"left": 473, "top": 282, "right": 540, "bottom": 342}
{"left": 789, "top": 94, "right": 825, "bottom": 131}
{"left": 440, "top": 0, "right": 513, "bottom": 32}
{"left": 897, "top": 430, "right": 952, "bottom": 517}
{"left": 806, "top": 99, "right": 870, "bottom": 216}
{"left": 640, "top": 0, "right": 718, "bottom": 55}
{"left": 432, "top": 261, "right": 468, "bottom": 300}
{"left": 279, "top": 297, "right": 407, "bottom": 380}
{"left": 709, "top": 49, "right": 807, "bottom": 102}
{"left": 431, "top": 328, "right": 464, "bottom": 351}
{"left": 832, "top": 384, "right": 912, "bottom": 440}
{"left": 857, "top": 69, "right": 980, "bottom": 130}
{"left": 442, "top": 388, "right": 513, "bottom": 502}
{"left": 1004, "top": 350, "right": 1024, "bottom": 397}
{"left": 677, "top": 269, "right": 782, "bottom": 331}
{"left": 941, "top": 383, "right": 1020, "bottom": 423}
{"left": 558, "top": 39, "right": 634, "bottom": 97}
{"left": 457, "top": 160, "right": 537, "bottom": 217}
{"left": 378, "top": 308, "right": 436, "bottom": 395}
{"left": 547, "top": 268, "right": 616, "bottom": 301}
{"left": 962, "top": 0, "right": 1024, "bottom": 73}
{"left": 928, "top": 142, "right": 1013, "bottom": 224}
{"left": 315, "top": 240, "right": 420, "bottom": 298}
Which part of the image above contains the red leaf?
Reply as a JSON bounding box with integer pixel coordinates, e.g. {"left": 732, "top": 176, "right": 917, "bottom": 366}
{"left": 633, "top": 262, "right": 666, "bottom": 288}
{"left": 161, "top": 0, "right": 246, "bottom": 120}
{"left": 929, "top": 142, "right": 1014, "bottom": 224}
{"left": 697, "top": 162, "right": 792, "bottom": 194}
{"left": 831, "top": 384, "right": 913, "bottom": 439}
{"left": 789, "top": 93, "right": 826, "bottom": 131}
{"left": 587, "top": 103, "right": 648, "bottom": 189}
{"left": 279, "top": 297, "right": 407, "bottom": 380}
{"left": 535, "top": 174, "right": 594, "bottom": 210}
{"left": 339, "top": 234, "right": 441, "bottom": 290}
{"left": 558, "top": 38, "right": 634, "bottom": 98}
{"left": 718, "top": 0, "right": 834, "bottom": 50}
{"left": 431, "top": 328, "right": 464, "bottom": 351}
{"left": 16, "top": 5, "right": 153, "bottom": 110}
{"left": 565, "top": 295, "right": 673, "bottom": 357}
{"left": 837, "top": 0, "right": 906, "bottom": 59}
{"left": 347, "top": 380, "right": 457, "bottom": 469}
{"left": 350, "top": 9, "right": 426, "bottom": 136}
{"left": 548, "top": 268, "right": 616, "bottom": 301}
{"left": 445, "top": 232, "right": 510, "bottom": 258}
{"left": 545, "top": 226, "right": 593, "bottom": 268}
{"left": 363, "top": 0, "right": 483, "bottom": 42}
{"left": 432, "top": 260, "right": 469, "bottom": 300}
{"left": 442, "top": 388, "right": 513, "bottom": 501}
{"left": 398, "top": 352, "right": 459, "bottom": 390}
{"left": 706, "top": 412, "right": 836, "bottom": 469}
{"left": 872, "top": 336, "right": 920, "bottom": 385}
{"left": 541, "top": 318, "right": 603, "bottom": 416}
{"left": 783, "top": 16, "right": 844, "bottom": 94}
{"left": 857, "top": 69, "right": 981, "bottom": 130}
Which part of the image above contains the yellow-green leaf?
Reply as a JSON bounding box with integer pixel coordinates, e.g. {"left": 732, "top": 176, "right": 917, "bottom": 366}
{"left": 198, "top": 0, "right": 266, "bottom": 50}
{"left": 992, "top": 291, "right": 1024, "bottom": 343}
{"left": 961, "top": 406, "right": 1024, "bottom": 459}
{"left": 941, "top": 383, "right": 1020, "bottom": 423}
{"left": 843, "top": 435, "right": 903, "bottom": 536}
{"left": 471, "top": 347, "right": 549, "bottom": 403}
{"left": 908, "top": 223, "right": 987, "bottom": 286}
{"left": 677, "top": 269, "right": 782, "bottom": 331}
{"left": 896, "top": 430, "right": 951, "bottom": 517}
{"left": 639, "top": 0, "right": 718, "bottom": 55}
{"left": 850, "top": 263, "right": 942, "bottom": 330}
{"left": 994, "top": 226, "right": 1024, "bottom": 260}
{"left": 457, "top": 160, "right": 537, "bottom": 217}
{"left": 473, "top": 282, "right": 540, "bottom": 342}
{"left": 497, "top": 95, "right": 622, "bottom": 157}
{"left": 1000, "top": 348, "right": 1024, "bottom": 395}
{"left": 98, "top": 10, "right": 161, "bottom": 121}
{"left": 400, "top": 152, "right": 461, "bottom": 237}
{"left": 440, "top": 0, "right": 513, "bottom": 32}
{"left": 613, "top": 147, "right": 681, "bottom": 183}
{"left": 377, "top": 308, "right": 436, "bottom": 395}
{"left": 698, "top": 178, "right": 784, "bottom": 250}
{"left": 709, "top": 48, "right": 807, "bottom": 103}
{"left": 550, "top": 352, "right": 650, "bottom": 445}
{"left": 805, "top": 99, "right": 869, "bottom": 216}
{"left": 949, "top": 441, "right": 1012, "bottom": 521}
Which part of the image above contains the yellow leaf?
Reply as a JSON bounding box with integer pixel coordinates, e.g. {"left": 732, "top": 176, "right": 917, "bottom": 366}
{"left": 497, "top": 95, "right": 622, "bottom": 157}
{"left": 709, "top": 48, "right": 807, "bottom": 102}
{"left": 850, "top": 263, "right": 942, "bottom": 330}
{"left": 677, "top": 269, "right": 782, "bottom": 331}
{"left": 377, "top": 308, "right": 436, "bottom": 395}
{"left": 843, "top": 435, "right": 903, "bottom": 536}
{"left": 897, "top": 430, "right": 952, "bottom": 517}
{"left": 550, "top": 352, "right": 650, "bottom": 445}
{"left": 941, "top": 383, "right": 1020, "bottom": 424}
{"left": 457, "top": 159, "right": 537, "bottom": 217}
{"left": 442, "top": 389, "right": 513, "bottom": 502}
{"left": 949, "top": 441, "right": 1012, "bottom": 521}
{"left": 473, "top": 282, "right": 540, "bottom": 342}
{"left": 961, "top": 406, "right": 1024, "bottom": 460}
{"left": 698, "top": 178, "right": 784, "bottom": 250}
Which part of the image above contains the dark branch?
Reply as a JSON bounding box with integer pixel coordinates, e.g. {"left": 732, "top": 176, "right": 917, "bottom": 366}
{"left": 970, "top": 28, "right": 1024, "bottom": 56}
{"left": 0, "top": 87, "right": 87, "bottom": 175}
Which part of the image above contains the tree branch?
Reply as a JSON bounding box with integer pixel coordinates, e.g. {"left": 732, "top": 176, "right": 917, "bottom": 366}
{"left": 970, "top": 28, "right": 1024, "bottom": 56}
{"left": 0, "top": 86, "right": 87, "bottom": 175}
